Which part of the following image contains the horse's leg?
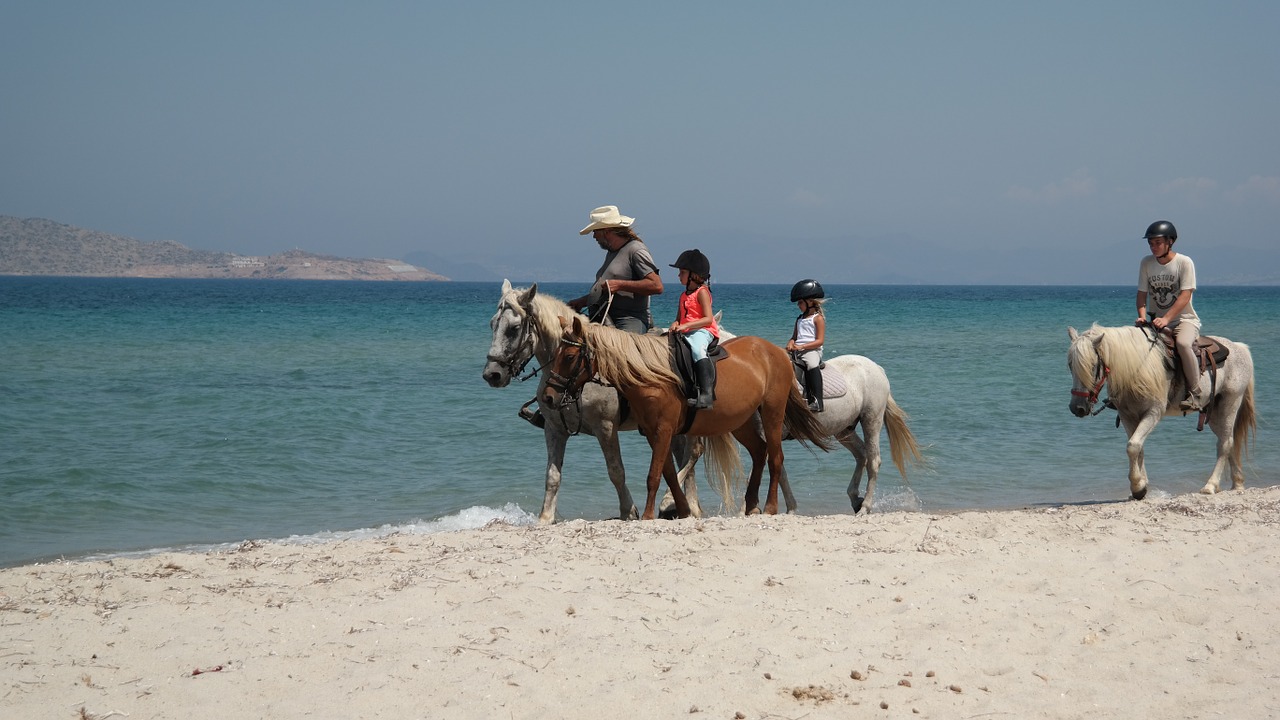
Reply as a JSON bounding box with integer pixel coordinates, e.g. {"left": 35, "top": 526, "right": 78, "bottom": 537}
{"left": 595, "top": 425, "right": 639, "bottom": 520}
{"left": 643, "top": 431, "right": 690, "bottom": 520}
{"left": 763, "top": 432, "right": 786, "bottom": 516}
{"left": 753, "top": 407, "right": 788, "bottom": 516}
{"left": 678, "top": 436, "right": 703, "bottom": 518}
{"left": 857, "top": 413, "right": 885, "bottom": 514}
{"left": 731, "top": 426, "right": 768, "bottom": 515}
{"left": 662, "top": 436, "right": 702, "bottom": 519}
{"left": 539, "top": 427, "right": 569, "bottom": 524}
{"left": 837, "top": 426, "right": 869, "bottom": 513}
{"left": 1202, "top": 393, "right": 1244, "bottom": 494}
{"left": 1121, "top": 411, "right": 1161, "bottom": 500}
{"left": 778, "top": 464, "right": 797, "bottom": 514}
{"left": 754, "top": 412, "right": 796, "bottom": 513}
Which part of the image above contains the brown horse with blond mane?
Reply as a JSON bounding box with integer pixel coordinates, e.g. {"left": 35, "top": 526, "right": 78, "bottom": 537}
{"left": 543, "top": 315, "right": 831, "bottom": 519}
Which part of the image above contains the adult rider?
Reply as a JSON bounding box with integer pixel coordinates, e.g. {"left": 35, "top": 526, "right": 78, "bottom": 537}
{"left": 566, "top": 205, "right": 663, "bottom": 333}
{"left": 520, "top": 205, "right": 664, "bottom": 427}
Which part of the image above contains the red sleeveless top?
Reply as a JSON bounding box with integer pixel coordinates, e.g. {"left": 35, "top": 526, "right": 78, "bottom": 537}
{"left": 677, "top": 287, "right": 719, "bottom": 338}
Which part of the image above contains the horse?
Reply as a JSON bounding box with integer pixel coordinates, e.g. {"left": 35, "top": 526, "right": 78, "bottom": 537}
{"left": 783, "top": 354, "right": 924, "bottom": 514}
{"left": 543, "top": 314, "right": 833, "bottom": 519}
{"left": 482, "top": 280, "right": 704, "bottom": 523}
{"left": 1066, "top": 323, "right": 1256, "bottom": 500}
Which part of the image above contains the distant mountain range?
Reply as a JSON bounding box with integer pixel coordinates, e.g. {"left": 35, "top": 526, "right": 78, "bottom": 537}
{"left": 0, "top": 216, "right": 448, "bottom": 281}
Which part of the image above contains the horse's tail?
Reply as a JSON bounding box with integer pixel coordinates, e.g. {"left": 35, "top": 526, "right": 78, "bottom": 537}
{"left": 1233, "top": 375, "right": 1257, "bottom": 465}
{"left": 784, "top": 386, "right": 835, "bottom": 451}
{"left": 884, "top": 393, "right": 924, "bottom": 482}
{"left": 701, "top": 433, "right": 744, "bottom": 514}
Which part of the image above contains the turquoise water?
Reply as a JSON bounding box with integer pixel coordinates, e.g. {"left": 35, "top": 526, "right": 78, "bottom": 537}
{"left": 2, "top": 277, "right": 1276, "bottom": 567}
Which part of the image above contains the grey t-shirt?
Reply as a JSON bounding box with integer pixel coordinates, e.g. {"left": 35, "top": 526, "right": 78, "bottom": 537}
{"left": 1139, "top": 253, "right": 1200, "bottom": 327}
{"left": 590, "top": 239, "right": 660, "bottom": 327}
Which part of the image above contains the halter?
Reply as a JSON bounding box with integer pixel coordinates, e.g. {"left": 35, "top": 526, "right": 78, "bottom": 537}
{"left": 485, "top": 302, "right": 538, "bottom": 381}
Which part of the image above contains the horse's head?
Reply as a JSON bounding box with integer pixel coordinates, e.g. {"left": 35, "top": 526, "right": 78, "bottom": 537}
{"left": 1067, "top": 326, "right": 1107, "bottom": 417}
{"left": 542, "top": 315, "right": 595, "bottom": 409}
{"left": 482, "top": 279, "right": 539, "bottom": 388}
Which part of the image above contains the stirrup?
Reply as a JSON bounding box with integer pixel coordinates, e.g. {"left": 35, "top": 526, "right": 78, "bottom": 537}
{"left": 1179, "top": 391, "right": 1204, "bottom": 412}
{"left": 518, "top": 399, "right": 545, "bottom": 428}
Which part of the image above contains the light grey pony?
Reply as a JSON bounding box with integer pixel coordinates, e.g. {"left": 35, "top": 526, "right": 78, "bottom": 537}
{"left": 1067, "top": 324, "right": 1256, "bottom": 500}
{"left": 776, "top": 354, "right": 924, "bottom": 514}
{"left": 482, "top": 280, "right": 705, "bottom": 523}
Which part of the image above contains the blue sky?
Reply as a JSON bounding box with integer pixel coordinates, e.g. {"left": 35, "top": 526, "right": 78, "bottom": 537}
{"left": 3, "top": 2, "right": 1278, "bottom": 283}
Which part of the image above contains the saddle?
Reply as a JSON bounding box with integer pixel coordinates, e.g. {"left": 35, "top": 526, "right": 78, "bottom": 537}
{"left": 1145, "top": 325, "right": 1229, "bottom": 421}
{"left": 1147, "top": 327, "right": 1228, "bottom": 373}
{"left": 668, "top": 333, "right": 727, "bottom": 403}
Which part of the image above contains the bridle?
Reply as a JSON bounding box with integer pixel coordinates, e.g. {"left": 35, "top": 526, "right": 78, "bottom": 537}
{"left": 1071, "top": 359, "right": 1111, "bottom": 415}
{"left": 544, "top": 335, "right": 594, "bottom": 408}
{"left": 485, "top": 303, "right": 538, "bottom": 382}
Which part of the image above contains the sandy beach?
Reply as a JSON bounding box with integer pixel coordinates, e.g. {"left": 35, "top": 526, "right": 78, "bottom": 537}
{"left": 3, "top": 487, "right": 1278, "bottom": 720}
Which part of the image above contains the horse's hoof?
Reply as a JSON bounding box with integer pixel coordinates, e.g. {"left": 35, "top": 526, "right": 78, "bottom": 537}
{"left": 1198, "top": 485, "right": 1218, "bottom": 495}
{"left": 746, "top": 508, "right": 761, "bottom": 516}
{"left": 1131, "top": 487, "right": 1148, "bottom": 501}
{"left": 850, "top": 497, "right": 864, "bottom": 513}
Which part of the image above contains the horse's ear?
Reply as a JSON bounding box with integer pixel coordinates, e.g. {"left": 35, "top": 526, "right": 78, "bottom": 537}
{"left": 571, "top": 314, "right": 587, "bottom": 336}
{"left": 502, "top": 279, "right": 512, "bottom": 294}
{"left": 517, "top": 282, "right": 538, "bottom": 308}
{"left": 557, "top": 315, "right": 571, "bottom": 331}
{"left": 1068, "top": 327, "right": 1078, "bottom": 341}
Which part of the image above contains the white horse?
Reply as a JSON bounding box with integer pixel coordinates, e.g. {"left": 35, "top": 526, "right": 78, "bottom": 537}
{"left": 1067, "top": 324, "right": 1256, "bottom": 499}
{"left": 482, "top": 280, "right": 704, "bottom": 523}
{"left": 784, "top": 355, "right": 924, "bottom": 514}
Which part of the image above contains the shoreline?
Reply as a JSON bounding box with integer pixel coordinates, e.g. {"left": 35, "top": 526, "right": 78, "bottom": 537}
{"left": 4, "top": 487, "right": 1278, "bottom": 718}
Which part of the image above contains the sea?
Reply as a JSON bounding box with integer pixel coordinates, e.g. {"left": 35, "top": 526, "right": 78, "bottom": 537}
{"left": 2, "top": 277, "right": 1277, "bottom": 568}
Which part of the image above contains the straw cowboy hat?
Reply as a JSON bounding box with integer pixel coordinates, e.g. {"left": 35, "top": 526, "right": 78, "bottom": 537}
{"left": 579, "top": 205, "right": 635, "bottom": 235}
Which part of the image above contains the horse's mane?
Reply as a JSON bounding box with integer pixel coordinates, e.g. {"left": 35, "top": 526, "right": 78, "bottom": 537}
{"left": 1075, "top": 324, "right": 1171, "bottom": 402}
{"left": 501, "top": 284, "right": 574, "bottom": 349}
{"left": 581, "top": 322, "right": 681, "bottom": 389}
{"left": 527, "top": 292, "right": 572, "bottom": 347}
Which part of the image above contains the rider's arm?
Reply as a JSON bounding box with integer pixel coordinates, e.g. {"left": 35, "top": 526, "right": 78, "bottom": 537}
{"left": 673, "top": 287, "right": 714, "bottom": 333}
{"left": 1135, "top": 290, "right": 1147, "bottom": 325}
{"left": 605, "top": 272, "right": 662, "bottom": 298}
{"left": 1160, "top": 289, "right": 1194, "bottom": 324}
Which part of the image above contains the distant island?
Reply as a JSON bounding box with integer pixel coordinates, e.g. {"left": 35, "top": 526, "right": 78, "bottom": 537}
{"left": 0, "top": 215, "right": 448, "bottom": 281}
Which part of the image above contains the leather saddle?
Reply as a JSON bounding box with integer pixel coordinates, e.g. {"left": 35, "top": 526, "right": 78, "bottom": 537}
{"left": 1147, "top": 327, "right": 1229, "bottom": 375}
{"left": 1145, "top": 325, "right": 1229, "bottom": 423}
{"left": 668, "top": 332, "right": 728, "bottom": 406}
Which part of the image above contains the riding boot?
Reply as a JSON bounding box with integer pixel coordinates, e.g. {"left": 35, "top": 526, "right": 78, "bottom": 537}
{"left": 804, "top": 367, "right": 824, "bottom": 413}
{"left": 693, "top": 358, "right": 715, "bottom": 410}
{"left": 1180, "top": 384, "right": 1205, "bottom": 412}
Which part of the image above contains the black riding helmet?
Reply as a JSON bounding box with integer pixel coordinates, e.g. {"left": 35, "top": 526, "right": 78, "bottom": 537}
{"left": 1143, "top": 220, "right": 1178, "bottom": 243}
{"left": 790, "top": 279, "right": 825, "bottom": 302}
{"left": 670, "top": 249, "right": 711, "bottom": 278}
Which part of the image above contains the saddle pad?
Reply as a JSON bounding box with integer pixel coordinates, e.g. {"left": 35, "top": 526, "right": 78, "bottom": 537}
{"left": 820, "top": 365, "right": 848, "bottom": 399}
{"left": 792, "top": 364, "right": 848, "bottom": 399}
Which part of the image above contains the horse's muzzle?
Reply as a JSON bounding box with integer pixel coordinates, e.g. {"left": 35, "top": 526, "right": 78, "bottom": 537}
{"left": 481, "top": 362, "right": 510, "bottom": 388}
{"left": 1069, "top": 399, "right": 1090, "bottom": 418}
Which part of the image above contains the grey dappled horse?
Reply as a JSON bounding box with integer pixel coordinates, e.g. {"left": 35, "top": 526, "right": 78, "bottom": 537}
{"left": 1067, "top": 324, "right": 1256, "bottom": 500}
